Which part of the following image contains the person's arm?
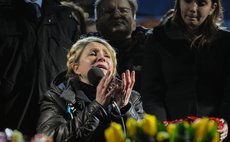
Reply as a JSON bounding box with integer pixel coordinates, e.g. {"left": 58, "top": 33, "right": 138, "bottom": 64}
{"left": 37, "top": 92, "right": 109, "bottom": 142}
{"left": 141, "top": 29, "right": 167, "bottom": 121}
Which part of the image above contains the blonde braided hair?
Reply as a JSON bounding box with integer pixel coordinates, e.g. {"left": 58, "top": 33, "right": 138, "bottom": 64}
{"left": 66, "top": 36, "right": 117, "bottom": 78}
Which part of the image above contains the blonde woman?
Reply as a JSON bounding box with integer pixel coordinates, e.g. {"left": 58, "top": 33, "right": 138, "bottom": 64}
{"left": 37, "top": 36, "right": 145, "bottom": 142}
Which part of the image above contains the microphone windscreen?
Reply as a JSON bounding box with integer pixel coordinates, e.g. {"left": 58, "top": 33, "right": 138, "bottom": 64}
{"left": 87, "top": 66, "right": 104, "bottom": 86}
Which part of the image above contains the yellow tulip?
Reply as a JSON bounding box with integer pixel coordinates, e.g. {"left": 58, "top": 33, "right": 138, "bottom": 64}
{"left": 208, "top": 121, "right": 219, "bottom": 142}
{"left": 11, "top": 130, "right": 24, "bottom": 142}
{"left": 167, "top": 124, "right": 176, "bottom": 135}
{"left": 193, "top": 118, "right": 209, "bottom": 142}
{"left": 105, "top": 122, "right": 125, "bottom": 142}
{"left": 141, "top": 114, "right": 157, "bottom": 136}
{"left": 183, "top": 121, "right": 190, "bottom": 129}
{"left": 207, "top": 120, "right": 216, "bottom": 132}
{"left": 212, "top": 132, "right": 220, "bottom": 142}
{"left": 126, "top": 117, "right": 137, "bottom": 137}
{"left": 167, "top": 124, "right": 176, "bottom": 142}
{"left": 105, "top": 127, "right": 115, "bottom": 142}
{"left": 156, "top": 131, "right": 169, "bottom": 142}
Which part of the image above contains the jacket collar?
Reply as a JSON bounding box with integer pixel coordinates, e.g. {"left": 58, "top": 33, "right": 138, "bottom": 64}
{"left": 164, "top": 20, "right": 223, "bottom": 42}
{"left": 50, "top": 71, "right": 92, "bottom": 105}
{"left": 164, "top": 21, "right": 190, "bottom": 40}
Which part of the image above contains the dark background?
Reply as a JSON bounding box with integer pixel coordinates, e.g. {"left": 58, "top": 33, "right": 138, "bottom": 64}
{"left": 137, "top": 0, "right": 230, "bottom": 29}
{"left": 76, "top": 0, "right": 230, "bottom": 29}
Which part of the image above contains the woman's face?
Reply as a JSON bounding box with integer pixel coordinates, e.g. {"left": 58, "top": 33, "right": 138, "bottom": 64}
{"left": 73, "top": 42, "right": 114, "bottom": 84}
{"left": 180, "top": 0, "right": 216, "bottom": 29}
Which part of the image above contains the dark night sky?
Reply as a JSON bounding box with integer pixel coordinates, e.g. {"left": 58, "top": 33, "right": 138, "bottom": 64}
{"left": 137, "top": 0, "right": 230, "bottom": 18}
{"left": 80, "top": 0, "right": 230, "bottom": 29}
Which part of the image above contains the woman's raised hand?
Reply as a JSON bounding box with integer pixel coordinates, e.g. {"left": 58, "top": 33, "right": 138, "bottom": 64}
{"left": 96, "top": 71, "right": 115, "bottom": 106}
{"left": 114, "top": 70, "right": 135, "bottom": 108}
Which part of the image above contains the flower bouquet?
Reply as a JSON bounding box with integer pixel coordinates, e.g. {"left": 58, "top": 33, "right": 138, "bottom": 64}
{"left": 0, "top": 128, "right": 53, "bottom": 142}
{"left": 163, "top": 116, "right": 224, "bottom": 130}
{"left": 104, "top": 114, "right": 221, "bottom": 142}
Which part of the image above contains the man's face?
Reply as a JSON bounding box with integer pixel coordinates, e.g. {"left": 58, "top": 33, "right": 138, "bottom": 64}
{"left": 96, "top": 0, "right": 136, "bottom": 41}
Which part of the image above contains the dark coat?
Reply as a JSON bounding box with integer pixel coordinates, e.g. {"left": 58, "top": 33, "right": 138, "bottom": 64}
{"left": 38, "top": 0, "right": 84, "bottom": 97}
{"left": 0, "top": 0, "right": 83, "bottom": 136}
{"left": 86, "top": 26, "right": 151, "bottom": 92}
{"left": 37, "top": 71, "right": 145, "bottom": 142}
{"left": 142, "top": 23, "right": 230, "bottom": 125}
{"left": 0, "top": 1, "right": 39, "bottom": 135}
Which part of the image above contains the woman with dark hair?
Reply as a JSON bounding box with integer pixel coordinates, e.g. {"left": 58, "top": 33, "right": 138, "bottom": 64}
{"left": 142, "top": 0, "right": 229, "bottom": 141}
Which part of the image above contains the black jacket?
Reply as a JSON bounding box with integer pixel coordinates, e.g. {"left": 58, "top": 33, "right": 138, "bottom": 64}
{"left": 0, "top": 0, "right": 83, "bottom": 136}
{"left": 38, "top": 0, "right": 84, "bottom": 97}
{"left": 142, "top": 23, "right": 230, "bottom": 125}
{"left": 37, "top": 71, "right": 145, "bottom": 142}
{"left": 0, "top": 1, "right": 39, "bottom": 135}
{"left": 85, "top": 26, "right": 151, "bottom": 92}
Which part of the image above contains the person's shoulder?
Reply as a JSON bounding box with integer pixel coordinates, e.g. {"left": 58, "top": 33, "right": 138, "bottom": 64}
{"left": 216, "top": 27, "right": 230, "bottom": 40}
{"left": 46, "top": 71, "right": 68, "bottom": 96}
{"left": 218, "top": 28, "right": 230, "bottom": 34}
{"left": 135, "top": 26, "right": 151, "bottom": 34}
{"left": 143, "top": 25, "right": 165, "bottom": 41}
{"left": 132, "top": 26, "right": 152, "bottom": 41}
{"left": 0, "top": 6, "right": 23, "bottom": 36}
{"left": 42, "top": 72, "right": 75, "bottom": 104}
{"left": 42, "top": 3, "right": 78, "bottom": 22}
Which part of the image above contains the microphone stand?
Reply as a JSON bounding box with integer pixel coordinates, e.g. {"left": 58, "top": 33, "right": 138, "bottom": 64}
{"left": 111, "top": 101, "right": 127, "bottom": 136}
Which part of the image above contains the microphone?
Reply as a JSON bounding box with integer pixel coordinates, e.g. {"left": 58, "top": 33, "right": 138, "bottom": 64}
{"left": 87, "top": 66, "right": 127, "bottom": 135}
{"left": 87, "top": 66, "right": 122, "bottom": 88}
{"left": 87, "top": 66, "right": 105, "bottom": 87}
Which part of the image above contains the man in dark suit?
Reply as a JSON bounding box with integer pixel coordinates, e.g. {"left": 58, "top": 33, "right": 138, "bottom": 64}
{"left": 87, "top": 0, "right": 150, "bottom": 93}
{"left": 0, "top": 0, "right": 85, "bottom": 136}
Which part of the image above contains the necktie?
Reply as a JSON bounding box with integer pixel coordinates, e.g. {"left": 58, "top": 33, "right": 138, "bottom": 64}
{"left": 32, "top": 2, "right": 41, "bottom": 18}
